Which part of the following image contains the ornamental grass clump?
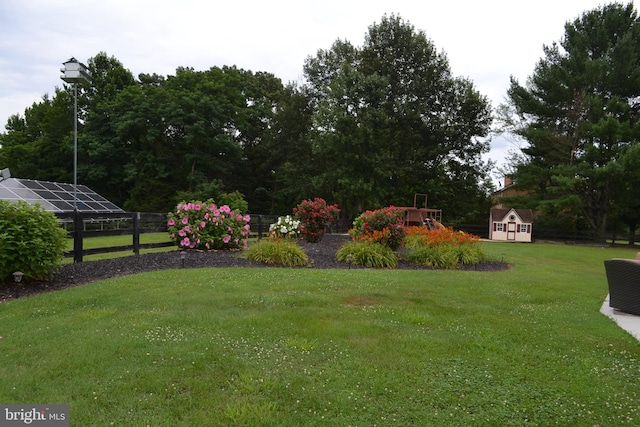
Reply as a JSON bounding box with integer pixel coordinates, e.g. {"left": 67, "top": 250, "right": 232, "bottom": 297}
{"left": 336, "top": 241, "right": 398, "bottom": 269}
{"left": 244, "top": 215, "right": 308, "bottom": 266}
{"left": 293, "top": 197, "right": 340, "bottom": 243}
{"left": 167, "top": 200, "right": 250, "bottom": 250}
{"left": 404, "top": 226, "right": 486, "bottom": 268}
{"left": 0, "top": 200, "right": 67, "bottom": 282}
{"left": 349, "top": 206, "right": 406, "bottom": 250}
{"left": 242, "top": 239, "right": 309, "bottom": 267}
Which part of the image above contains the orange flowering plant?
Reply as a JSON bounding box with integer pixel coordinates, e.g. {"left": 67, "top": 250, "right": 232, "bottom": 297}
{"left": 404, "top": 226, "right": 480, "bottom": 247}
{"left": 349, "top": 206, "right": 406, "bottom": 250}
{"left": 404, "top": 226, "right": 485, "bottom": 267}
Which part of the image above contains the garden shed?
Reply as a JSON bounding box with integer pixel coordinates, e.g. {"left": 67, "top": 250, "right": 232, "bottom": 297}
{"left": 489, "top": 208, "right": 534, "bottom": 242}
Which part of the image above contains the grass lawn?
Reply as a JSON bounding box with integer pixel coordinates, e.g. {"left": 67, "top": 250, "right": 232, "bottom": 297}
{"left": 64, "top": 232, "right": 175, "bottom": 262}
{"left": 1, "top": 241, "right": 640, "bottom": 425}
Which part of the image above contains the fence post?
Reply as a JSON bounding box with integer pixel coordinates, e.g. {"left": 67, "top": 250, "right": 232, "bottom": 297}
{"left": 73, "top": 211, "right": 83, "bottom": 263}
{"left": 257, "top": 215, "right": 263, "bottom": 240}
{"left": 133, "top": 212, "right": 140, "bottom": 255}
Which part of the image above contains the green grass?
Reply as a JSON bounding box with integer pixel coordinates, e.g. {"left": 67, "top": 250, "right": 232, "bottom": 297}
{"left": 1, "top": 241, "right": 640, "bottom": 425}
{"left": 64, "top": 232, "right": 175, "bottom": 262}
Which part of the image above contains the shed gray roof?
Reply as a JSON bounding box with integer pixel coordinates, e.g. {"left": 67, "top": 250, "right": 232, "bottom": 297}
{"left": 491, "top": 208, "right": 534, "bottom": 224}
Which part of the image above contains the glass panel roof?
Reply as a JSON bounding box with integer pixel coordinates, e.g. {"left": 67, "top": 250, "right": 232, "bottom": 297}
{"left": 0, "top": 178, "right": 124, "bottom": 213}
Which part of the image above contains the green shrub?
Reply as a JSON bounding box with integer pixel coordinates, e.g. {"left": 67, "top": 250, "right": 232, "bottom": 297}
{"left": 405, "top": 245, "right": 459, "bottom": 269}
{"left": 404, "top": 245, "right": 485, "bottom": 269}
{"left": 336, "top": 241, "right": 398, "bottom": 269}
{"left": 175, "top": 184, "right": 249, "bottom": 214}
{"left": 349, "top": 206, "right": 405, "bottom": 250}
{"left": 403, "top": 234, "right": 426, "bottom": 250}
{"left": 217, "top": 191, "right": 249, "bottom": 214}
{"left": 0, "top": 200, "right": 67, "bottom": 282}
{"left": 453, "top": 244, "right": 486, "bottom": 265}
{"left": 242, "top": 239, "right": 309, "bottom": 267}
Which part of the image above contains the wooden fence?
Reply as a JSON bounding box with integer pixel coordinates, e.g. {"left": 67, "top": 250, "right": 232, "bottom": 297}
{"left": 56, "top": 212, "right": 173, "bottom": 263}
{"left": 56, "top": 212, "right": 286, "bottom": 263}
{"left": 56, "top": 212, "right": 636, "bottom": 263}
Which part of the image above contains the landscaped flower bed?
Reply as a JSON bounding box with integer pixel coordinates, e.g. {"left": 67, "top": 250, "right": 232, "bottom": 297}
{"left": 341, "top": 206, "right": 487, "bottom": 269}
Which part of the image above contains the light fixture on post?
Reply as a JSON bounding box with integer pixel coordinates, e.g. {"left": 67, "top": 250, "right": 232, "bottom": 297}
{"left": 0, "top": 168, "right": 10, "bottom": 182}
{"left": 12, "top": 271, "right": 24, "bottom": 283}
{"left": 60, "top": 57, "right": 91, "bottom": 212}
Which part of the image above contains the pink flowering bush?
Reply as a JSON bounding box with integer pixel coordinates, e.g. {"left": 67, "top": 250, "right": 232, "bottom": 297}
{"left": 293, "top": 197, "right": 340, "bottom": 243}
{"left": 167, "top": 200, "right": 251, "bottom": 250}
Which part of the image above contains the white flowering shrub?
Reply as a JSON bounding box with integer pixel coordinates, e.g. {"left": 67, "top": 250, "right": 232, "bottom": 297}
{"left": 269, "top": 215, "right": 301, "bottom": 239}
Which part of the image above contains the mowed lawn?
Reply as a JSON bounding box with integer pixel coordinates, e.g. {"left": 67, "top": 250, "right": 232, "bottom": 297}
{"left": 63, "top": 232, "right": 174, "bottom": 262}
{"left": 1, "top": 241, "right": 639, "bottom": 426}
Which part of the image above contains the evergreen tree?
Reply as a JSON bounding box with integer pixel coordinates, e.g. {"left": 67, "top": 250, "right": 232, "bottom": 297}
{"left": 504, "top": 3, "right": 640, "bottom": 237}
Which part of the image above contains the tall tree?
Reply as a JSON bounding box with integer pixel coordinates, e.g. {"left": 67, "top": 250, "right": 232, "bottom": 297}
{"left": 0, "top": 90, "right": 74, "bottom": 182}
{"left": 303, "top": 15, "right": 492, "bottom": 219}
{"left": 504, "top": 3, "right": 640, "bottom": 237}
{"left": 106, "top": 66, "right": 274, "bottom": 212}
{"left": 265, "top": 84, "right": 316, "bottom": 214}
{"left": 82, "top": 52, "right": 137, "bottom": 207}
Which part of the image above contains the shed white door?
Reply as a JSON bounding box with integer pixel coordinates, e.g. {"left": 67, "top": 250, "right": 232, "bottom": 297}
{"left": 507, "top": 222, "right": 516, "bottom": 241}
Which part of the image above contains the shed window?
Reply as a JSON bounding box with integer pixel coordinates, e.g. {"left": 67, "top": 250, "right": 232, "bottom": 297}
{"left": 519, "top": 224, "right": 531, "bottom": 233}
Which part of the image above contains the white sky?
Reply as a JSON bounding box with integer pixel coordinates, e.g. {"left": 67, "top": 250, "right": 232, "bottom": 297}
{"left": 0, "top": 0, "right": 616, "bottom": 179}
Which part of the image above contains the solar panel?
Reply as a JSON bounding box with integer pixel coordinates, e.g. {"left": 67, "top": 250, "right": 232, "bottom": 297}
{"left": 0, "top": 177, "right": 124, "bottom": 213}
{"left": 22, "top": 180, "right": 43, "bottom": 190}
{"left": 41, "top": 182, "right": 61, "bottom": 191}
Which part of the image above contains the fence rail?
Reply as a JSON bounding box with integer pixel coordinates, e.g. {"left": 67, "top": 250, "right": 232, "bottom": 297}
{"left": 56, "top": 212, "right": 173, "bottom": 263}
{"left": 55, "top": 212, "right": 289, "bottom": 263}
{"left": 447, "top": 223, "right": 636, "bottom": 243}
{"left": 55, "top": 212, "right": 638, "bottom": 263}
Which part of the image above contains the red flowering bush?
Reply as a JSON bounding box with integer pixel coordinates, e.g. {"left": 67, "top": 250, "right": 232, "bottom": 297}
{"left": 293, "top": 197, "right": 340, "bottom": 243}
{"left": 349, "top": 206, "right": 406, "bottom": 250}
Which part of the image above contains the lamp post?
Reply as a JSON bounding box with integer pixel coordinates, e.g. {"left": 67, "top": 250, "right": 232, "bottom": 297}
{"left": 60, "top": 57, "right": 91, "bottom": 212}
{"left": 12, "top": 271, "right": 24, "bottom": 283}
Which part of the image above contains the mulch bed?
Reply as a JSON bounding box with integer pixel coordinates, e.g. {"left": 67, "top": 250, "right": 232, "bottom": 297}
{"left": 0, "top": 234, "right": 509, "bottom": 302}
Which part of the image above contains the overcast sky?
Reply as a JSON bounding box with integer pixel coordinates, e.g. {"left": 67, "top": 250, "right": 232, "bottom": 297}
{"left": 0, "top": 0, "right": 617, "bottom": 179}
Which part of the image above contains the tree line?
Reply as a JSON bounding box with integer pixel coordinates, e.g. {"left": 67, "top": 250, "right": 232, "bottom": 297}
{"left": 0, "top": 15, "right": 494, "bottom": 223}
{"left": 3, "top": 6, "right": 640, "bottom": 242}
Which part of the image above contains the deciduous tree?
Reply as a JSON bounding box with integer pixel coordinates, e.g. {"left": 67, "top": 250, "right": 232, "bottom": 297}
{"left": 303, "top": 15, "right": 492, "bottom": 219}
